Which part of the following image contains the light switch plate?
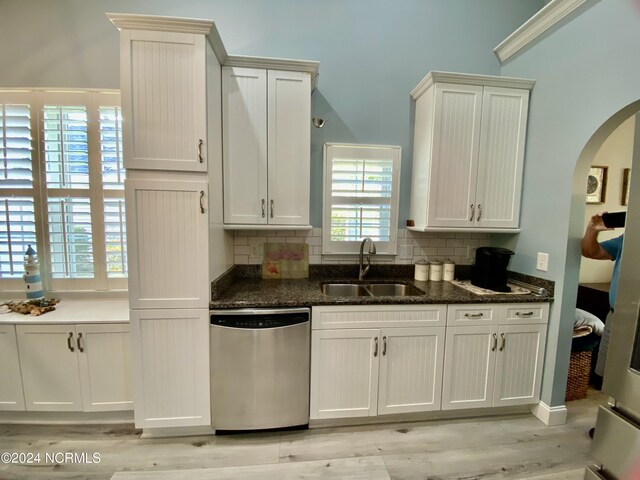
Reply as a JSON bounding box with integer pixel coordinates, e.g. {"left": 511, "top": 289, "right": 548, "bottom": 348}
{"left": 536, "top": 252, "right": 549, "bottom": 271}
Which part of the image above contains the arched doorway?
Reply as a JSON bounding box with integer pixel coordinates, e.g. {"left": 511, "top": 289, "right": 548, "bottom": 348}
{"left": 565, "top": 101, "right": 640, "bottom": 400}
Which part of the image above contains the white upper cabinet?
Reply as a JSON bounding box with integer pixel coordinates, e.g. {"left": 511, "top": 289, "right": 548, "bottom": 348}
{"left": 409, "top": 72, "right": 534, "bottom": 231}
{"left": 117, "top": 25, "right": 208, "bottom": 172}
{"left": 222, "top": 66, "right": 312, "bottom": 227}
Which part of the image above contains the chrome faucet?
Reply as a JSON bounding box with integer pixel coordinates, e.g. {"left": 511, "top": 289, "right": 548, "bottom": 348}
{"left": 358, "top": 237, "right": 377, "bottom": 281}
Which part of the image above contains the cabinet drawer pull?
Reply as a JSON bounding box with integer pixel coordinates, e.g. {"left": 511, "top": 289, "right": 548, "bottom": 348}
{"left": 491, "top": 333, "right": 497, "bottom": 352}
{"left": 374, "top": 337, "right": 379, "bottom": 357}
{"left": 261, "top": 199, "right": 266, "bottom": 218}
{"left": 382, "top": 336, "right": 387, "bottom": 356}
{"left": 469, "top": 204, "right": 475, "bottom": 222}
{"left": 197, "top": 139, "right": 204, "bottom": 163}
{"left": 77, "top": 332, "right": 84, "bottom": 353}
{"left": 67, "top": 332, "right": 75, "bottom": 352}
{"left": 464, "top": 312, "right": 483, "bottom": 318}
{"left": 499, "top": 333, "right": 506, "bottom": 351}
{"left": 477, "top": 203, "right": 482, "bottom": 221}
{"left": 199, "top": 191, "right": 205, "bottom": 214}
{"left": 270, "top": 199, "right": 274, "bottom": 219}
{"left": 516, "top": 311, "right": 534, "bottom": 317}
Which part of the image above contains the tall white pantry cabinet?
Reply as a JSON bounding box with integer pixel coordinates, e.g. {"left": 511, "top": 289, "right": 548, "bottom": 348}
{"left": 109, "top": 13, "right": 227, "bottom": 432}
{"left": 409, "top": 72, "right": 535, "bottom": 231}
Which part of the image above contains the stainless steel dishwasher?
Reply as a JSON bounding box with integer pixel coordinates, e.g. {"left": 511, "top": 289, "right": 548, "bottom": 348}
{"left": 210, "top": 307, "right": 310, "bottom": 431}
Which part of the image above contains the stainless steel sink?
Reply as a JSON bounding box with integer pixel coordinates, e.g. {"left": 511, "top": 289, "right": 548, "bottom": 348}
{"left": 366, "top": 283, "right": 425, "bottom": 296}
{"left": 320, "top": 282, "right": 425, "bottom": 297}
{"left": 320, "top": 283, "right": 372, "bottom": 297}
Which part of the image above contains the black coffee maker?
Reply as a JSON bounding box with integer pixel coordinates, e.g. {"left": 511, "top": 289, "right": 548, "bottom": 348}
{"left": 471, "top": 247, "right": 515, "bottom": 292}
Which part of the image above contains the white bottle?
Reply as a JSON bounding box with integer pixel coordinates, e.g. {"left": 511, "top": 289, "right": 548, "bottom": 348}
{"left": 414, "top": 259, "right": 429, "bottom": 281}
{"left": 429, "top": 260, "right": 443, "bottom": 282}
{"left": 443, "top": 258, "right": 455, "bottom": 281}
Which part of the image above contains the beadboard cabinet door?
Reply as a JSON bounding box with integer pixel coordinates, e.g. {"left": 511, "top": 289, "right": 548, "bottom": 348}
{"left": 0, "top": 324, "right": 25, "bottom": 411}
{"left": 267, "top": 69, "right": 311, "bottom": 226}
{"left": 222, "top": 67, "right": 268, "bottom": 225}
{"left": 77, "top": 323, "right": 133, "bottom": 412}
{"left": 17, "top": 324, "right": 83, "bottom": 412}
{"left": 441, "top": 325, "right": 497, "bottom": 410}
{"left": 492, "top": 323, "right": 547, "bottom": 407}
{"left": 310, "top": 329, "right": 380, "bottom": 420}
{"left": 125, "top": 178, "right": 209, "bottom": 309}
{"left": 377, "top": 327, "right": 445, "bottom": 415}
{"left": 130, "top": 309, "right": 210, "bottom": 429}
{"left": 474, "top": 87, "right": 529, "bottom": 228}
{"left": 120, "top": 29, "right": 207, "bottom": 172}
{"left": 425, "top": 83, "right": 484, "bottom": 228}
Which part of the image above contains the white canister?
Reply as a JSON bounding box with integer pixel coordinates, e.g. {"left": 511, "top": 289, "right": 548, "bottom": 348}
{"left": 429, "top": 260, "right": 443, "bottom": 281}
{"left": 443, "top": 259, "right": 455, "bottom": 281}
{"left": 414, "top": 260, "right": 429, "bottom": 281}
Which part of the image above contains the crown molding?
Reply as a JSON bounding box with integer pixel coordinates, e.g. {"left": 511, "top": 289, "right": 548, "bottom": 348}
{"left": 224, "top": 55, "right": 319, "bottom": 77}
{"left": 493, "top": 0, "right": 589, "bottom": 63}
{"left": 410, "top": 71, "right": 535, "bottom": 100}
{"left": 106, "top": 13, "right": 228, "bottom": 64}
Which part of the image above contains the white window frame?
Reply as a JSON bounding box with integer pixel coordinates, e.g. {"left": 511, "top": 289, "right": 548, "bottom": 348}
{"left": 322, "top": 143, "right": 401, "bottom": 255}
{"left": 0, "top": 89, "right": 126, "bottom": 293}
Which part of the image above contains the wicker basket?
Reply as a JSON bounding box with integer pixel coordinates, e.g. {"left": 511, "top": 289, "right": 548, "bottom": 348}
{"left": 566, "top": 350, "right": 592, "bottom": 401}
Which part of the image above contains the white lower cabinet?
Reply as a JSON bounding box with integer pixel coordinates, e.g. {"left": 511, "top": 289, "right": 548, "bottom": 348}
{"left": 0, "top": 325, "right": 26, "bottom": 411}
{"left": 310, "top": 305, "right": 446, "bottom": 420}
{"left": 310, "top": 302, "right": 548, "bottom": 421}
{"left": 130, "top": 309, "right": 210, "bottom": 429}
{"left": 16, "top": 323, "right": 132, "bottom": 412}
{"left": 442, "top": 303, "right": 548, "bottom": 410}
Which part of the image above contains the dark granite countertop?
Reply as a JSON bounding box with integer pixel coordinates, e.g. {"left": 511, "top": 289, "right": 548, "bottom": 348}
{"left": 210, "top": 265, "right": 554, "bottom": 309}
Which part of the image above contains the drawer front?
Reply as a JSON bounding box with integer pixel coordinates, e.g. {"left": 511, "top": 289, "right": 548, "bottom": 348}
{"left": 311, "top": 305, "right": 447, "bottom": 330}
{"left": 446, "top": 304, "right": 498, "bottom": 327}
{"left": 502, "top": 303, "right": 549, "bottom": 325}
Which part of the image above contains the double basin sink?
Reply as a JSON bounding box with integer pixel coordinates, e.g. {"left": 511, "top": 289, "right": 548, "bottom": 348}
{"left": 320, "top": 282, "right": 425, "bottom": 297}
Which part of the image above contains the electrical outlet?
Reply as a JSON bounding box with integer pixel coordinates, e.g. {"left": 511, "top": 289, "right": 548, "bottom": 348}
{"left": 250, "top": 245, "right": 261, "bottom": 259}
{"left": 536, "top": 252, "right": 549, "bottom": 272}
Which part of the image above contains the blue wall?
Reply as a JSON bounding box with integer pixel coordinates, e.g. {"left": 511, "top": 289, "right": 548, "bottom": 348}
{"left": 0, "top": 0, "right": 544, "bottom": 226}
{"left": 498, "top": 0, "right": 640, "bottom": 407}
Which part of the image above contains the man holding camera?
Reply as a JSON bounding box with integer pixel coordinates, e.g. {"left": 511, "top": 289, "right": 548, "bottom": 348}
{"left": 581, "top": 212, "right": 625, "bottom": 438}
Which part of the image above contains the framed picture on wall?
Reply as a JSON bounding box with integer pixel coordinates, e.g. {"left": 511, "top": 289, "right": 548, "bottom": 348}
{"left": 622, "top": 168, "right": 631, "bottom": 206}
{"left": 586, "top": 166, "right": 608, "bottom": 204}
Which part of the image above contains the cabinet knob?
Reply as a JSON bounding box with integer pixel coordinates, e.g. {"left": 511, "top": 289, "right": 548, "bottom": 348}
{"left": 464, "top": 312, "right": 483, "bottom": 318}
{"left": 270, "top": 200, "right": 274, "bottom": 219}
{"left": 77, "top": 332, "right": 84, "bottom": 353}
{"left": 499, "top": 333, "right": 506, "bottom": 351}
{"left": 491, "top": 333, "right": 497, "bottom": 352}
{"left": 261, "top": 199, "right": 266, "bottom": 218}
{"left": 199, "top": 191, "right": 205, "bottom": 214}
{"left": 67, "top": 332, "right": 75, "bottom": 352}
{"left": 382, "top": 336, "right": 387, "bottom": 356}
{"left": 477, "top": 204, "right": 482, "bottom": 221}
{"left": 516, "top": 311, "right": 534, "bottom": 317}
{"left": 374, "top": 337, "right": 379, "bottom": 357}
{"left": 469, "top": 204, "right": 475, "bottom": 222}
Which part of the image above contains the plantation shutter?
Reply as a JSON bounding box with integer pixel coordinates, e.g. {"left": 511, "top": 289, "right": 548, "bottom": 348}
{"left": 323, "top": 144, "right": 401, "bottom": 254}
{"left": 0, "top": 100, "right": 36, "bottom": 278}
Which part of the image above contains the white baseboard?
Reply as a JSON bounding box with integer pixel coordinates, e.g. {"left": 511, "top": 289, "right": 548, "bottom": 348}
{"left": 530, "top": 401, "right": 568, "bottom": 425}
{"left": 0, "top": 410, "right": 133, "bottom": 424}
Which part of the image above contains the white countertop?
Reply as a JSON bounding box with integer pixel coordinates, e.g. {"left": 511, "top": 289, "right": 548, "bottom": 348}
{"left": 0, "top": 298, "right": 130, "bottom": 324}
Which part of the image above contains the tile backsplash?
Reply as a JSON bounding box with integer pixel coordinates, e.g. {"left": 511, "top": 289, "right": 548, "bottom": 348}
{"left": 233, "top": 228, "right": 491, "bottom": 266}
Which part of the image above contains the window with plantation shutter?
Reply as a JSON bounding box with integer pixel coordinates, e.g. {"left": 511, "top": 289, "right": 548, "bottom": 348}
{"left": 0, "top": 89, "right": 125, "bottom": 292}
{"left": 323, "top": 143, "right": 401, "bottom": 255}
{"left": 0, "top": 96, "right": 36, "bottom": 278}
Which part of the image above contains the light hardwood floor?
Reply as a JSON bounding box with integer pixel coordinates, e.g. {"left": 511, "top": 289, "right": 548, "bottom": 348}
{"left": 0, "top": 389, "right": 604, "bottom": 480}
